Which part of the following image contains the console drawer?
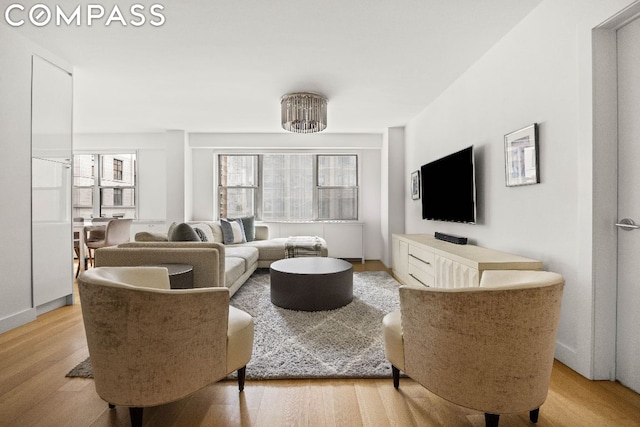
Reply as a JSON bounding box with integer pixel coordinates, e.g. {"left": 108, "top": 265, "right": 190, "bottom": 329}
{"left": 408, "top": 263, "right": 435, "bottom": 288}
{"left": 408, "top": 245, "right": 435, "bottom": 275}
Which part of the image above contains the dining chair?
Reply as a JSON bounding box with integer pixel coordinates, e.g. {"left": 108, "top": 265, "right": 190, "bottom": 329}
{"left": 73, "top": 217, "right": 84, "bottom": 277}
{"left": 86, "top": 219, "right": 133, "bottom": 266}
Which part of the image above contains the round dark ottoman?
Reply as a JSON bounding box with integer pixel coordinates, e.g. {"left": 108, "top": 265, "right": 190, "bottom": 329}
{"left": 270, "top": 257, "right": 353, "bottom": 311}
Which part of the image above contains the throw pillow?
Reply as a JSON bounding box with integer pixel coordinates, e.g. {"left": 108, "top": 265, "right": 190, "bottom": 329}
{"left": 229, "top": 216, "right": 255, "bottom": 242}
{"left": 168, "top": 222, "right": 200, "bottom": 242}
{"left": 167, "top": 222, "right": 177, "bottom": 239}
{"left": 194, "top": 228, "right": 208, "bottom": 242}
{"left": 220, "top": 218, "right": 246, "bottom": 244}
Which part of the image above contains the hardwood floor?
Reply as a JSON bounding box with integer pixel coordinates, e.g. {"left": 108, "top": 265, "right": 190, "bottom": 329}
{"left": 1, "top": 261, "right": 639, "bottom": 427}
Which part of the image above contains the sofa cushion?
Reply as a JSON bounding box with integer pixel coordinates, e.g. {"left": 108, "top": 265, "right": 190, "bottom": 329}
{"left": 225, "top": 257, "right": 246, "bottom": 287}
{"left": 208, "top": 222, "right": 224, "bottom": 243}
{"left": 241, "top": 238, "right": 288, "bottom": 261}
{"left": 225, "top": 246, "right": 259, "bottom": 269}
{"left": 254, "top": 224, "right": 269, "bottom": 241}
{"left": 221, "top": 218, "right": 246, "bottom": 244}
{"left": 169, "top": 223, "right": 200, "bottom": 242}
{"left": 190, "top": 222, "right": 215, "bottom": 242}
{"left": 134, "top": 231, "right": 168, "bottom": 242}
{"left": 382, "top": 309, "right": 405, "bottom": 371}
{"left": 227, "top": 306, "right": 254, "bottom": 373}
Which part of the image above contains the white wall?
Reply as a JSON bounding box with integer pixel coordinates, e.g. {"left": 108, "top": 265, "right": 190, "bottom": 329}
{"left": 403, "top": 0, "right": 635, "bottom": 379}
{"left": 189, "top": 132, "right": 384, "bottom": 261}
{"left": 0, "top": 26, "right": 71, "bottom": 333}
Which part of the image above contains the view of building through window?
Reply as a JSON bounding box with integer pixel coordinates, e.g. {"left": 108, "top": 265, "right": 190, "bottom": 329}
{"left": 218, "top": 155, "right": 258, "bottom": 218}
{"left": 317, "top": 155, "right": 358, "bottom": 220}
{"left": 73, "top": 153, "right": 136, "bottom": 219}
{"left": 263, "top": 154, "right": 314, "bottom": 220}
{"left": 218, "top": 153, "right": 358, "bottom": 221}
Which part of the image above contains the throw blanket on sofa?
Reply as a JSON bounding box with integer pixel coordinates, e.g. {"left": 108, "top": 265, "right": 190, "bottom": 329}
{"left": 285, "top": 236, "right": 325, "bottom": 258}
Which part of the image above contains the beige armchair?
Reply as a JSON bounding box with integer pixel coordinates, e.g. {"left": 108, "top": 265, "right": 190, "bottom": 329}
{"left": 383, "top": 270, "right": 564, "bottom": 427}
{"left": 78, "top": 266, "right": 254, "bottom": 427}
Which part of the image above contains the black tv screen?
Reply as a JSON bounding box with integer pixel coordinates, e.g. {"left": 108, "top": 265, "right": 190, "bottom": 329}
{"left": 421, "top": 146, "right": 476, "bottom": 223}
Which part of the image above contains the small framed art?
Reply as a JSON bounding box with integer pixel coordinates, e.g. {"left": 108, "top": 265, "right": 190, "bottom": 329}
{"left": 505, "top": 123, "right": 539, "bottom": 187}
{"left": 411, "top": 170, "right": 420, "bottom": 200}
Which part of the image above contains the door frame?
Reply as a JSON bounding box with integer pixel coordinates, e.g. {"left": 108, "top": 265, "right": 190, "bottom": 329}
{"left": 592, "top": 1, "right": 640, "bottom": 380}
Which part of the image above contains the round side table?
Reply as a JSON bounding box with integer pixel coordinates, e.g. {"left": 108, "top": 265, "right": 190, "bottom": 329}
{"left": 150, "top": 263, "right": 194, "bottom": 289}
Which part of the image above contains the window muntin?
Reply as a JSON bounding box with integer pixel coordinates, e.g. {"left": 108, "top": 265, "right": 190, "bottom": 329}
{"left": 73, "top": 153, "right": 136, "bottom": 219}
{"left": 218, "top": 153, "right": 358, "bottom": 221}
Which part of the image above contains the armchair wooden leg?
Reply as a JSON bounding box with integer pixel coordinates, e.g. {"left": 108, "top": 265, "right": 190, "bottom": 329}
{"left": 392, "top": 365, "right": 400, "bottom": 389}
{"left": 484, "top": 413, "right": 500, "bottom": 427}
{"left": 530, "top": 408, "right": 540, "bottom": 423}
{"left": 129, "top": 407, "right": 143, "bottom": 427}
{"left": 237, "top": 366, "right": 246, "bottom": 392}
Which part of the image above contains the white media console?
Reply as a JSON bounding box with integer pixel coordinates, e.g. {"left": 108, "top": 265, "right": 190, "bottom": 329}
{"left": 392, "top": 234, "right": 543, "bottom": 288}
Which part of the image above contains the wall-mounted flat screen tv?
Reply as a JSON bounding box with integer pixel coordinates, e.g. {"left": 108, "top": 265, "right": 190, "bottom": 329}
{"left": 420, "top": 145, "right": 476, "bottom": 224}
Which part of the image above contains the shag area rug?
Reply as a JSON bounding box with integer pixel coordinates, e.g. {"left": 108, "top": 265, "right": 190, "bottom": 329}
{"left": 67, "top": 270, "right": 401, "bottom": 380}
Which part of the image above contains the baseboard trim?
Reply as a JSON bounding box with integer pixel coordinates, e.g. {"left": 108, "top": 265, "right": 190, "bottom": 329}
{"left": 0, "top": 308, "right": 37, "bottom": 334}
{"left": 554, "top": 339, "right": 592, "bottom": 379}
{"left": 36, "top": 296, "right": 71, "bottom": 316}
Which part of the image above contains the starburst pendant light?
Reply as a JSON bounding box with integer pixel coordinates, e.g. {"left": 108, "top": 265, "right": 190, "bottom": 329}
{"left": 281, "top": 92, "right": 327, "bottom": 133}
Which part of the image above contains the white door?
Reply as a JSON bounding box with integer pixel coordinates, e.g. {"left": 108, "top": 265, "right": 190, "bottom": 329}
{"left": 31, "top": 56, "right": 73, "bottom": 307}
{"left": 616, "top": 16, "right": 640, "bottom": 393}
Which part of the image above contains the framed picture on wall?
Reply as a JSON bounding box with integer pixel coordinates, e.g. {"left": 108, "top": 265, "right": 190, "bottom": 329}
{"left": 505, "top": 123, "right": 539, "bottom": 187}
{"left": 411, "top": 170, "right": 421, "bottom": 200}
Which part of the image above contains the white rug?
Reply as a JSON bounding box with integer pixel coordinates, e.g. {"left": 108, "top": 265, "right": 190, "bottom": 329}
{"left": 67, "top": 270, "right": 401, "bottom": 380}
{"left": 230, "top": 269, "right": 400, "bottom": 380}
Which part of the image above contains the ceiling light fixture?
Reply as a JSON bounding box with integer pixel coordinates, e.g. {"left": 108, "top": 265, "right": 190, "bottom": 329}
{"left": 281, "top": 92, "right": 327, "bottom": 133}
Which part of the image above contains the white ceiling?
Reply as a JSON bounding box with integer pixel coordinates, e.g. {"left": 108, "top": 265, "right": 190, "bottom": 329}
{"left": 10, "top": 0, "right": 542, "bottom": 134}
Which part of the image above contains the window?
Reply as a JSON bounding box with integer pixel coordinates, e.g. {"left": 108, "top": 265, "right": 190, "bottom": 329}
{"left": 73, "top": 153, "right": 136, "bottom": 219}
{"left": 218, "top": 153, "right": 358, "bottom": 221}
{"left": 113, "top": 188, "right": 123, "bottom": 206}
{"left": 263, "top": 154, "right": 314, "bottom": 220}
{"left": 317, "top": 155, "right": 358, "bottom": 220}
{"left": 113, "top": 158, "right": 123, "bottom": 181}
{"left": 218, "top": 155, "right": 257, "bottom": 218}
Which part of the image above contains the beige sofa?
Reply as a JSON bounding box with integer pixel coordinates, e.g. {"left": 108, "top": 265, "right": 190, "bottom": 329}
{"left": 95, "top": 222, "right": 328, "bottom": 296}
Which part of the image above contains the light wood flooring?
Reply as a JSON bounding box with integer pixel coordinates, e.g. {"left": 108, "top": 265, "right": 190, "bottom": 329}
{"left": 1, "top": 261, "right": 639, "bottom": 426}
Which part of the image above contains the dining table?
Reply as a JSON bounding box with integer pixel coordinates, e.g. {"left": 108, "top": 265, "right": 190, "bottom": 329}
{"left": 73, "top": 220, "right": 107, "bottom": 274}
